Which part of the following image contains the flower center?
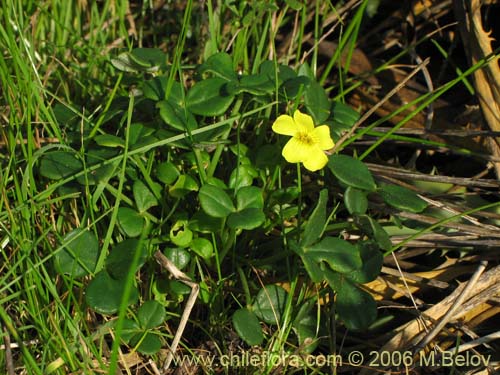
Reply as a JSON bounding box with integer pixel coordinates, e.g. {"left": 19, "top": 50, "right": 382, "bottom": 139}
{"left": 296, "top": 132, "right": 316, "bottom": 146}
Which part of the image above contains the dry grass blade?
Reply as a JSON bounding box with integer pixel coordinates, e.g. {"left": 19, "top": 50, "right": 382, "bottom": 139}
{"left": 331, "top": 57, "right": 431, "bottom": 153}
{"left": 367, "top": 163, "right": 500, "bottom": 188}
{"left": 412, "top": 260, "right": 488, "bottom": 353}
{"left": 361, "top": 264, "right": 500, "bottom": 374}
{"left": 454, "top": 0, "right": 500, "bottom": 176}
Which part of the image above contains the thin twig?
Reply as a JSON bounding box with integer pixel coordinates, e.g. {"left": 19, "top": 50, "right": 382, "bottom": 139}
{"left": 456, "top": 331, "right": 500, "bottom": 353}
{"left": 154, "top": 250, "right": 199, "bottom": 372}
{"left": 332, "top": 57, "right": 430, "bottom": 153}
{"left": 3, "top": 326, "right": 15, "bottom": 375}
{"left": 391, "top": 253, "right": 430, "bottom": 332}
{"left": 367, "top": 163, "right": 500, "bottom": 188}
{"left": 413, "top": 260, "right": 488, "bottom": 354}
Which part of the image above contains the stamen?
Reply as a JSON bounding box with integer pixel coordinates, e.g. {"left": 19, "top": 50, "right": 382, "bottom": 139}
{"left": 296, "top": 132, "right": 315, "bottom": 145}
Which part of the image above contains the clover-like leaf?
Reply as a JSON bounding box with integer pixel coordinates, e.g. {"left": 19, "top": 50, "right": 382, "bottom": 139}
{"left": 133, "top": 180, "right": 158, "bottom": 213}
{"left": 54, "top": 229, "right": 99, "bottom": 278}
{"left": 336, "top": 277, "right": 377, "bottom": 330}
{"left": 378, "top": 184, "right": 427, "bottom": 213}
{"left": 169, "top": 174, "right": 199, "bottom": 198}
{"left": 190, "top": 237, "right": 213, "bottom": 260}
{"left": 328, "top": 155, "right": 376, "bottom": 191}
{"left": 198, "top": 184, "right": 235, "bottom": 218}
{"left": 197, "top": 52, "right": 237, "bottom": 81}
{"left": 232, "top": 309, "right": 263, "bottom": 346}
{"left": 253, "top": 285, "right": 287, "bottom": 325}
{"left": 227, "top": 208, "right": 265, "bottom": 230}
{"left": 39, "top": 151, "right": 83, "bottom": 180}
{"left": 301, "top": 189, "right": 328, "bottom": 247}
{"left": 235, "top": 186, "right": 264, "bottom": 211}
{"left": 117, "top": 207, "right": 144, "bottom": 238}
{"left": 106, "top": 239, "right": 148, "bottom": 280}
{"left": 344, "top": 187, "right": 368, "bottom": 215}
{"left": 164, "top": 248, "right": 190, "bottom": 271}
{"left": 138, "top": 301, "right": 166, "bottom": 330}
{"left": 85, "top": 270, "right": 139, "bottom": 315}
{"left": 305, "top": 237, "right": 362, "bottom": 274}
{"left": 169, "top": 220, "right": 193, "bottom": 248}
{"left": 186, "top": 78, "right": 235, "bottom": 116}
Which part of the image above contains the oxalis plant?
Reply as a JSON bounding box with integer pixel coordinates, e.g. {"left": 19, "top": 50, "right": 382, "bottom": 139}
{"left": 38, "top": 49, "right": 427, "bottom": 362}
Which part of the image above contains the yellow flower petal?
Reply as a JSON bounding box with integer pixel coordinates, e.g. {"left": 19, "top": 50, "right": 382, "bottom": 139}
{"left": 282, "top": 137, "right": 311, "bottom": 163}
{"left": 272, "top": 114, "right": 297, "bottom": 136}
{"left": 302, "top": 148, "right": 329, "bottom": 171}
{"left": 293, "top": 110, "right": 314, "bottom": 132}
{"left": 313, "top": 125, "right": 334, "bottom": 150}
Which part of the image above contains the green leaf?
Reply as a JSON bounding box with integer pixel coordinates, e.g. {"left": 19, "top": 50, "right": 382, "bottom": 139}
{"left": 164, "top": 248, "right": 190, "bottom": 270}
{"left": 142, "top": 76, "right": 167, "bottom": 101}
{"left": 80, "top": 148, "right": 119, "bottom": 185}
{"left": 328, "top": 154, "right": 376, "bottom": 191}
{"left": 198, "top": 52, "right": 237, "bottom": 81}
{"left": 94, "top": 134, "right": 125, "bottom": 148}
{"left": 156, "top": 161, "right": 180, "bottom": 185}
{"left": 111, "top": 52, "right": 149, "bottom": 73}
{"left": 305, "top": 237, "right": 362, "bottom": 274}
{"left": 143, "top": 78, "right": 185, "bottom": 104}
{"left": 86, "top": 270, "right": 139, "bottom": 314}
{"left": 293, "top": 300, "right": 318, "bottom": 353}
{"left": 301, "top": 189, "right": 328, "bottom": 247}
{"left": 225, "top": 74, "right": 274, "bottom": 95}
{"left": 232, "top": 309, "right": 263, "bottom": 346}
{"left": 188, "top": 211, "right": 223, "bottom": 233}
{"left": 169, "top": 220, "right": 193, "bottom": 248}
{"left": 133, "top": 180, "right": 158, "bottom": 213}
{"left": 336, "top": 278, "right": 377, "bottom": 330}
{"left": 269, "top": 187, "right": 300, "bottom": 205}
{"left": 236, "top": 186, "right": 264, "bottom": 210}
{"left": 117, "top": 207, "right": 144, "bottom": 238}
{"left": 105, "top": 239, "right": 148, "bottom": 280}
{"left": 302, "top": 254, "right": 325, "bottom": 283}
{"left": 167, "top": 280, "right": 191, "bottom": 295}
{"left": 227, "top": 208, "right": 265, "bottom": 230}
{"left": 280, "top": 76, "right": 310, "bottom": 98}
{"left": 129, "top": 123, "right": 155, "bottom": 146}
{"left": 186, "top": 78, "right": 235, "bottom": 116}
{"left": 366, "top": 0, "right": 381, "bottom": 17}
{"left": 135, "top": 333, "right": 162, "bottom": 355}
{"left": 228, "top": 165, "right": 256, "bottom": 191}
{"left": 304, "top": 80, "right": 330, "bottom": 124}
{"left": 378, "top": 184, "right": 427, "bottom": 213}
{"left": 356, "top": 215, "right": 392, "bottom": 251}
{"left": 285, "top": 0, "right": 304, "bottom": 10}
{"left": 129, "top": 48, "right": 166, "bottom": 68}
{"left": 111, "top": 49, "right": 165, "bottom": 73}
{"left": 253, "top": 285, "right": 287, "bottom": 325}
{"left": 138, "top": 301, "right": 166, "bottom": 329}
{"left": 297, "top": 62, "right": 315, "bottom": 80}
{"left": 344, "top": 187, "right": 368, "bottom": 215}
{"left": 259, "top": 61, "right": 297, "bottom": 85}
{"left": 331, "top": 101, "right": 360, "bottom": 128}
{"left": 120, "top": 319, "right": 141, "bottom": 343}
{"left": 39, "top": 151, "right": 82, "bottom": 179}
{"left": 198, "top": 184, "right": 235, "bottom": 218}
{"left": 54, "top": 229, "right": 99, "bottom": 278}
{"left": 157, "top": 100, "right": 197, "bottom": 131}
{"left": 169, "top": 174, "right": 199, "bottom": 198}
{"left": 346, "top": 242, "right": 383, "bottom": 284}
{"left": 190, "top": 237, "right": 214, "bottom": 260}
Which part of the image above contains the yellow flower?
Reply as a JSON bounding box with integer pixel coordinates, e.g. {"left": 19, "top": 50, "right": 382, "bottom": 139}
{"left": 272, "top": 109, "right": 334, "bottom": 171}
